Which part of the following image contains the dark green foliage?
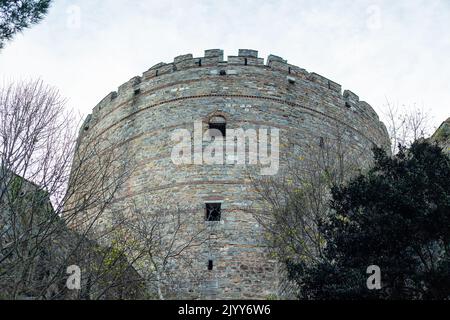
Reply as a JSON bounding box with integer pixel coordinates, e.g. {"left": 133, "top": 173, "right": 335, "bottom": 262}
{"left": 289, "top": 141, "right": 450, "bottom": 299}
{"left": 0, "top": 0, "right": 51, "bottom": 49}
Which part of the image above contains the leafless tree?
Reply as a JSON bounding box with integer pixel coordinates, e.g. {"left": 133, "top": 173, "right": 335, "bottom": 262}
{"left": 112, "top": 198, "right": 217, "bottom": 299}
{"left": 249, "top": 124, "right": 372, "bottom": 296}
{"left": 0, "top": 79, "right": 141, "bottom": 299}
{"left": 382, "top": 100, "right": 433, "bottom": 154}
{"left": 0, "top": 79, "right": 217, "bottom": 300}
{"left": 248, "top": 101, "right": 434, "bottom": 297}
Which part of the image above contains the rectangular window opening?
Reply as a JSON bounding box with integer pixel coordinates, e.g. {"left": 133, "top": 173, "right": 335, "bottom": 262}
{"left": 208, "top": 260, "right": 214, "bottom": 271}
{"left": 209, "top": 123, "right": 226, "bottom": 137}
{"left": 205, "top": 203, "right": 221, "bottom": 221}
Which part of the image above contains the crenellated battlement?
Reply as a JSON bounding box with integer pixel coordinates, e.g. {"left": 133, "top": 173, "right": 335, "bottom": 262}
{"left": 87, "top": 49, "right": 383, "bottom": 135}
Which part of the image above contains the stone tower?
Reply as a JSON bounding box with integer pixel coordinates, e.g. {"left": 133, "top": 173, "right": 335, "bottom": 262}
{"left": 74, "top": 49, "right": 390, "bottom": 299}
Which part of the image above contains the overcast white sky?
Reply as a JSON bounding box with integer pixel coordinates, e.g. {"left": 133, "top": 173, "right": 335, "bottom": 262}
{"left": 0, "top": 0, "right": 449, "bottom": 130}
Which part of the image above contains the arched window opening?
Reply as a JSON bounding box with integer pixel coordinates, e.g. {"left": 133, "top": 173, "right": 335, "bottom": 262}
{"left": 208, "top": 116, "right": 226, "bottom": 137}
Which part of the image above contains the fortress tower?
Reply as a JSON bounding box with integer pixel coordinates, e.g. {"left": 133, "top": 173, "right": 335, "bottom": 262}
{"left": 74, "top": 49, "right": 390, "bottom": 299}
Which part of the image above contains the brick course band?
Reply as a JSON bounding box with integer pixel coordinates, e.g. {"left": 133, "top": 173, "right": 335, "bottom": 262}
{"left": 89, "top": 94, "right": 383, "bottom": 147}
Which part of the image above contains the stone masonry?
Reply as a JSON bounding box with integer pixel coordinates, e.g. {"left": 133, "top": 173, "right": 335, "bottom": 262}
{"left": 74, "top": 49, "right": 390, "bottom": 299}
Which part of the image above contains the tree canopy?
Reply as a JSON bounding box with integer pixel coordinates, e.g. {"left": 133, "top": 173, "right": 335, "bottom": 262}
{"left": 0, "top": 0, "right": 51, "bottom": 49}
{"left": 288, "top": 141, "right": 450, "bottom": 299}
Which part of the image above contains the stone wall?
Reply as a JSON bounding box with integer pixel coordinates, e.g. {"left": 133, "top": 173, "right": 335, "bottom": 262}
{"left": 432, "top": 118, "right": 450, "bottom": 155}
{"left": 74, "top": 49, "right": 390, "bottom": 299}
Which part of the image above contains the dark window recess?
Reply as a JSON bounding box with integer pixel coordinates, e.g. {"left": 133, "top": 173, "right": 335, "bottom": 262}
{"left": 198, "top": 59, "right": 202, "bottom": 67}
{"left": 319, "top": 137, "right": 324, "bottom": 148}
{"left": 288, "top": 67, "right": 291, "bottom": 74}
{"left": 155, "top": 70, "right": 159, "bottom": 77}
{"left": 205, "top": 203, "right": 221, "bottom": 221}
{"left": 208, "top": 260, "right": 214, "bottom": 271}
{"left": 219, "top": 70, "right": 227, "bottom": 76}
{"left": 345, "top": 102, "right": 352, "bottom": 109}
{"left": 244, "top": 58, "right": 248, "bottom": 66}
{"left": 134, "top": 88, "right": 141, "bottom": 96}
{"left": 209, "top": 122, "right": 226, "bottom": 137}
